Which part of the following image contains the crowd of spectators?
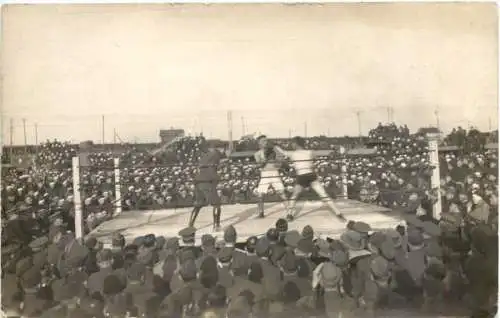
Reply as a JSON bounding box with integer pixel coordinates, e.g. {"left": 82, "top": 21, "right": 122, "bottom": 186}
{"left": 2, "top": 123, "right": 498, "bottom": 233}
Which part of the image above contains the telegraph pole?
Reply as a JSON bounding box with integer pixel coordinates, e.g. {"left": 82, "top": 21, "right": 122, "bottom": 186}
{"left": 489, "top": 117, "right": 492, "bottom": 131}
{"left": 434, "top": 108, "right": 440, "bottom": 130}
{"left": 356, "top": 111, "right": 362, "bottom": 136}
{"left": 304, "top": 121, "right": 308, "bottom": 137}
{"left": 288, "top": 129, "right": 292, "bottom": 138}
{"left": 113, "top": 128, "right": 117, "bottom": 144}
{"left": 227, "top": 111, "right": 233, "bottom": 152}
{"left": 387, "top": 107, "right": 391, "bottom": 123}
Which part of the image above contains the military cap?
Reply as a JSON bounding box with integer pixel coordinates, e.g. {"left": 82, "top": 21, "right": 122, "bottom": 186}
{"left": 275, "top": 218, "right": 288, "bottom": 233}
{"left": 16, "top": 256, "right": 33, "bottom": 277}
{"left": 422, "top": 221, "right": 441, "bottom": 238}
{"left": 143, "top": 234, "right": 156, "bottom": 248}
{"left": 29, "top": 236, "right": 49, "bottom": 251}
{"left": 255, "top": 238, "right": 270, "bottom": 257}
{"left": 21, "top": 267, "right": 41, "bottom": 289}
{"left": 407, "top": 227, "right": 424, "bottom": 247}
{"left": 111, "top": 232, "right": 125, "bottom": 248}
{"left": 340, "top": 230, "right": 365, "bottom": 251}
{"left": 405, "top": 214, "right": 424, "bottom": 229}
{"left": 330, "top": 250, "right": 349, "bottom": 268}
{"left": 202, "top": 234, "right": 215, "bottom": 248}
{"left": 127, "top": 262, "right": 146, "bottom": 281}
{"left": 217, "top": 247, "right": 233, "bottom": 264}
{"left": 379, "top": 240, "right": 395, "bottom": 260}
{"left": 284, "top": 230, "right": 301, "bottom": 248}
{"left": 179, "top": 259, "right": 197, "bottom": 282}
{"left": 103, "top": 274, "right": 124, "bottom": 296}
{"left": 296, "top": 238, "right": 314, "bottom": 255}
{"left": 352, "top": 221, "right": 372, "bottom": 234}
{"left": 223, "top": 225, "right": 237, "bottom": 244}
{"left": 97, "top": 248, "right": 114, "bottom": 263}
{"left": 133, "top": 236, "right": 146, "bottom": 246}
{"left": 266, "top": 228, "right": 279, "bottom": 242}
{"left": 370, "top": 256, "right": 390, "bottom": 279}
{"left": 166, "top": 237, "right": 180, "bottom": 250}
{"left": 320, "top": 262, "right": 342, "bottom": 287}
{"left": 246, "top": 236, "right": 258, "bottom": 251}
{"left": 179, "top": 227, "right": 196, "bottom": 244}
{"left": 424, "top": 241, "right": 443, "bottom": 259}
{"left": 301, "top": 225, "right": 314, "bottom": 240}
{"left": 155, "top": 236, "right": 166, "bottom": 249}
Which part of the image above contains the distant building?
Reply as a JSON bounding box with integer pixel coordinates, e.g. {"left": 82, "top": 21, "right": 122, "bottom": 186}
{"left": 159, "top": 128, "right": 185, "bottom": 144}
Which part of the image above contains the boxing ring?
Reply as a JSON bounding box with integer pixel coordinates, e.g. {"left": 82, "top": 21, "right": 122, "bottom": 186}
{"left": 73, "top": 133, "right": 442, "bottom": 245}
{"left": 88, "top": 200, "right": 397, "bottom": 245}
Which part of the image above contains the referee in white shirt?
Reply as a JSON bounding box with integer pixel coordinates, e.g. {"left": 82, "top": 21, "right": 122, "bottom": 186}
{"left": 274, "top": 136, "right": 346, "bottom": 222}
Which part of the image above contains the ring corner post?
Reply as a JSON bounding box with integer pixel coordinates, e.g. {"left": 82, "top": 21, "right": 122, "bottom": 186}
{"left": 339, "top": 146, "right": 348, "bottom": 199}
{"left": 72, "top": 156, "right": 83, "bottom": 240}
{"left": 426, "top": 133, "right": 442, "bottom": 220}
{"left": 114, "top": 157, "right": 122, "bottom": 216}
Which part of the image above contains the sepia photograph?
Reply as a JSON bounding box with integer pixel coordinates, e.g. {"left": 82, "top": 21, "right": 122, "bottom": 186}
{"left": 1, "top": 3, "right": 498, "bottom": 317}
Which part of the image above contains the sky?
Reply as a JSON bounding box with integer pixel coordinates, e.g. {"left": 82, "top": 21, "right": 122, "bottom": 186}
{"left": 1, "top": 3, "right": 498, "bottom": 145}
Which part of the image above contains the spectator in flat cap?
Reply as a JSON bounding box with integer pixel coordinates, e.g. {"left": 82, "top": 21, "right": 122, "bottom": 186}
{"left": 179, "top": 226, "right": 201, "bottom": 261}
{"left": 405, "top": 227, "right": 426, "bottom": 294}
